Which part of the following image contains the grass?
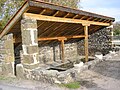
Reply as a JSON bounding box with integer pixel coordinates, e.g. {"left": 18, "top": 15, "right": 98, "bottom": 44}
{"left": 0, "top": 75, "right": 7, "bottom": 80}
{"left": 60, "top": 82, "right": 80, "bottom": 89}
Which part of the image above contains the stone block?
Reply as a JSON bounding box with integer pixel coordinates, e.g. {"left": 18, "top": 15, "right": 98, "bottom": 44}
{"left": 22, "top": 30, "right": 32, "bottom": 45}
{"left": 21, "top": 19, "right": 37, "bottom": 30}
{"left": 0, "top": 49, "right": 7, "bottom": 54}
{"left": 22, "top": 55, "right": 34, "bottom": 64}
{"left": 16, "top": 64, "right": 25, "bottom": 79}
{"left": 4, "top": 40, "right": 14, "bottom": 49}
{"left": 4, "top": 55, "right": 14, "bottom": 63}
{"left": 22, "top": 30, "right": 38, "bottom": 45}
{"left": 23, "top": 63, "right": 39, "bottom": 69}
{"left": 27, "top": 45, "right": 38, "bottom": 54}
{"left": 2, "top": 62, "right": 14, "bottom": 76}
{"left": 22, "top": 54, "right": 39, "bottom": 64}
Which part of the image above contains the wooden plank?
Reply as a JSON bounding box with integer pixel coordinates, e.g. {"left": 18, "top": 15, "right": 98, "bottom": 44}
{"left": 38, "top": 11, "right": 60, "bottom": 37}
{"left": 41, "top": 13, "right": 70, "bottom": 38}
{"left": 23, "top": 13, "right": 111, "bottom": 26}
{"left": 38, "top": 35, "right": 85, "bottom": 41}
{"left": 84, "top": 25, "right": 89, "bottom": 62}
{"left": 0, "top": 2, "right": 29, "bottom": 39}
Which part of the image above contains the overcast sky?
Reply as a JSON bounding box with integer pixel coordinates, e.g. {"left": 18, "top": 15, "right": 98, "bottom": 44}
{"left": 80, "top": 0, "right": 120, "bottom": 22}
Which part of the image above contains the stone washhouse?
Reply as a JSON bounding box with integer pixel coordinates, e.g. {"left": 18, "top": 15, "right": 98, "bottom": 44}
{"left": 0, "top": 0, "right": 115, "bottom": 83}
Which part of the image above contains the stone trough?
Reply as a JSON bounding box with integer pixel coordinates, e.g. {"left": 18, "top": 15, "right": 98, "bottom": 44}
{"left": 17, "top": 57, "right": 102, "bottom": 84}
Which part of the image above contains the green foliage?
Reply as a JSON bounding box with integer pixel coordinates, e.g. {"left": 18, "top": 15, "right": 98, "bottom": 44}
{"left": 113, "top": 22, "right": 120, "bottom": 36}
{"left": 0, "top": 0, "right": 24, "bottom": 31}
{"left": 44, "top": 0, "right": 81, "bottom": 9}
{"left": 60, "top": 82, "right": 80, "bottom": 89}
{"left": 0, "top": 0, "right": 80, "bottom": 31}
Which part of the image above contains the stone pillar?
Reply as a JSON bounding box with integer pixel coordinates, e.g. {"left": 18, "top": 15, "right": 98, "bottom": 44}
{"left": 0, "top": 34, "right": 15, "bottom": 76}
{"left": 21, "top": 18, "right": 39, "bottom": 69}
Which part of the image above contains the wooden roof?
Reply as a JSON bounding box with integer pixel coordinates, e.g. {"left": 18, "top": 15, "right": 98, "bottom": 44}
{"left": 0, "top": 0, "right": 115, "bottom": 45}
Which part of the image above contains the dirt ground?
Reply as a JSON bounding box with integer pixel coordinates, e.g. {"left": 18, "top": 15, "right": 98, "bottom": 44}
{"left": 0, "top": 53, "right": 120, "bottom": 90}
{"left": 77, "top": 59, "right": 120, "bottom": 90}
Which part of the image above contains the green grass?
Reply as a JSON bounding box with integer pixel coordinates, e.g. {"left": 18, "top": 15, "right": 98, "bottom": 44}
{"left": 60, "top": 82, "right": 80, "bottom": 89}
{"left": 0, "top": 75, "right": 7, "bottom": 80}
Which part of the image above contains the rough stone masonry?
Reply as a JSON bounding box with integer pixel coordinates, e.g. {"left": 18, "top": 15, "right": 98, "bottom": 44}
{"left": 0, "top": 34, "right": 15, "bottom": 76}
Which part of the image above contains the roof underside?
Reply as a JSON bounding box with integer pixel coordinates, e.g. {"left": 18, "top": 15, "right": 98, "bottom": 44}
{"left": 0, "top": 0, "right": 115, "bottom": 46}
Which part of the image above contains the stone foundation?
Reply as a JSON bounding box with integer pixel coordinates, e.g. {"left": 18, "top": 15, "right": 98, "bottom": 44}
{"left": 16, "top": 58, "right": 103, "bottom": 84}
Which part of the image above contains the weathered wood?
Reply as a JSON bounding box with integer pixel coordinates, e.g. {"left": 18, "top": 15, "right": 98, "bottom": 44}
{"left": 23, "top": 13, "right": 111, "bottom": 26}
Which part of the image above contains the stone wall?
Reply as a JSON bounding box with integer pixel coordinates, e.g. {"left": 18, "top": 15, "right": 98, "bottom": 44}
{"left": 39, "top": 43, "right": 78, "bottom": 64}
{"left": 0, "top": 34, "right": 15, "bottom": 75}
{"left": 77, "top": 28, "right": 111, "bottom": 56}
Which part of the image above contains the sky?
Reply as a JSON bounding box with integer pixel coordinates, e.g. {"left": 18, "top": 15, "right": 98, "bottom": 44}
{"left": 80, "top": 0, "right": 120, "bottom": 22}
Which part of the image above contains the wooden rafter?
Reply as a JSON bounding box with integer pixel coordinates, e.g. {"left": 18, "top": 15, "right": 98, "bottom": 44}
{"left": 38, "top": 11, "right": 60, "bottom": 36}
{"left": 41, "top": 13, "right": 70, "bottom": 37}
{"left": 69, "top": 27, "right": 83, "bottom": 35}
{"left": 89, "top": 26, "right": 101, "bottom": 34}
{"left": 93, "top": 18, "right": 99, "bottom": 21}
{"left": 39, "top": 14, "right": 81, "bottom": 45}
{"left": 72, "top": 15, "right": 79, "bottom": 19}
{"left": 87, "top": 17, "right": 93, "bottom": 21}
{"left": 39, "top": 9, "right": 46, "bottom": 14}
{"left": 80, "top": 16, "right": 86, "bottom": 20}
{"left": 23, "top": 13, "right": 111, "bottom": 26}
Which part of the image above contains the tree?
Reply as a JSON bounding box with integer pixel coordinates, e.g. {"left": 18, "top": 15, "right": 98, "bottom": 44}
{"left": 0, "top": 0, "right": 80, "bottom": 31}
{"left": 113, "top": 22, "right": 120, "bottom": 36}
{"left": 43, "top": 0, "right": 80, "bottom": 9}
{"left": 0, "top": 0, "right": 24, "bottom": 31}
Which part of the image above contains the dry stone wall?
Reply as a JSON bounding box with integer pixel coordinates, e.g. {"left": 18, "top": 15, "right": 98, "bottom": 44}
{"left": 39, "top": 43, "right": 78, "bottom": 64}
{"left": 77, "top": 28, "right": 111, "bottom": 56}
{"left": 0, "top": 34, "right": 15, "bottom": 75}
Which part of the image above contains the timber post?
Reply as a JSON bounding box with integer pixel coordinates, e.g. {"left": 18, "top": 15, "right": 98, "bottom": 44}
{"left": 82, "top": 23, "right": 90, "bottom": 62}
{"left": 58, "top": 37, "right": 67, "bottom": 63}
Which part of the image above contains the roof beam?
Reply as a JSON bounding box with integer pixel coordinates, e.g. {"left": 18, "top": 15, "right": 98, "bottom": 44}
{"left": 23, "top": 13, "right": 111, "bottom": 26}
{"left": 38, "top": 35, "right": 85, "bottom": 41}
